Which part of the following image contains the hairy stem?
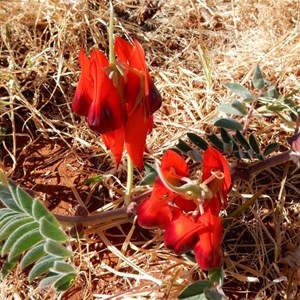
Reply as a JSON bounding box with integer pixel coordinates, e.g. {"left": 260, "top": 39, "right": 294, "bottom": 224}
{"left": 53, "top": 150, "right": 295, "bottom": 227}
{"left": 108, "top": 1, "right": 115, "bottom": 65}
{"left": 231, "top": 150, "right": 293, "bottom": 182}
{"left": 124, "top": 153, "right": 134, "bottom": 206}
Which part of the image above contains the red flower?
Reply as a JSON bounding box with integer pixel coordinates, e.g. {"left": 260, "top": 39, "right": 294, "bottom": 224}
{"left": 136, "top": 181, "right": 173, "bottom": 229}
{"left": 114, "top": 37, "right": 162, "bottom": 169}
{"left": 72, "top": 38, "right": 162, "bottom": 169}
{"left": 136, "top": 150, "right": 196, "bottom": 228}
{"left": 202, "top": 147, "right": 231, "bottom": 208}
{"left": 194, "top": 208, "right": 224, "bottom": 271}
{"left": 164, "top": 209, "right": 199, "bottom": 254}
{"left": 136, "top": 149, "right": 228, "bottom": 271}
{"left": 72, "top": 48, "right": 123, "bottom": 134}
{"left": 114, "top": 37, "right": 162, "bottom": 117}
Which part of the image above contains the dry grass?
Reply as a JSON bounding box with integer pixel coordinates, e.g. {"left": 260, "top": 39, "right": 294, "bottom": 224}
{"left": 0, "top": 0, "right": 300, "bottom": 299}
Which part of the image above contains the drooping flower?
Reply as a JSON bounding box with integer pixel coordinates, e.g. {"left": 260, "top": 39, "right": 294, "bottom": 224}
{"left": 202, "top": 146, "right": 231, "bottom": 208}
{"left": 72, "top": 48, "right": 123, "bottom": 134}
{"left": 112, "top": 37, "right": 162, "bottom": 169}
{"left": 72, "top": 37, "right": 162, "bottom": 169}
{"left": 136, "top": 150, "right": 196, "bottom": 228}
{"left": 136, "top": 148, "right": 229, "bottom": 271}
{"left": 193, "top": 208, "right": 224, "bottom": 271}
{"left": 114, "top": 37, "right": 162, "bottom": 117}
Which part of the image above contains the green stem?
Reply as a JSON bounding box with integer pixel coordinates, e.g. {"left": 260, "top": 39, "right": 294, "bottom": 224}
{"left": 125, "top": 153, "right": 134, "bottom": 206}
{"left": 108, "top": 1, "right": 115, "bottom": 65}
{"left": 155, "top": 161, "right": 203, "bottom": 198}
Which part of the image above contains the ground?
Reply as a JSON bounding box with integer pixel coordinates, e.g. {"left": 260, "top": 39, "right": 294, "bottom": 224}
{"left": 0, "top": 0, "right": 300, "bottom": 299}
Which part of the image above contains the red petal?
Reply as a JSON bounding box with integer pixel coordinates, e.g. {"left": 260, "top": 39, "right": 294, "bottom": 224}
{"left": 161, "top": 150, "right": 189, "bottom": 180}
{"left": 164, "top": 209, "right": 199, "bottom": 254}
{"left": 114, "top": 37, "right": 134, "bottom": 63}
{"left": 101, "top": 127, "right": 125, "bottom": 168}
{"left": 136, "top": 181, "right": 172, "bottom": 229}
{"left": 72, "top": 48, "right": 94, "bottom": 116}
{"left": 147, "top": 80, "right": 162, "bottom": 116}
{"left": 203, "top": 197, "right": 222, "bottom": 216}
{"left": 125, "top": 105, "right": 153, "bottom": 169}
{"left": 173, "top": 194, "right": 197, "bottom": 213}
{"left": 202, "top": 147, "right": 231, "bottom": 206}
{"left": 202, "top": 146, "right": 231, "bottom": 189}
{"left": 87, "top": 49, "right": 123, "bottom": 134}
{"left": 130, "top": 40, "right": 162, "bottom": 116}
{"left": 194, "top": 210, "right": 223, "bottom": 271}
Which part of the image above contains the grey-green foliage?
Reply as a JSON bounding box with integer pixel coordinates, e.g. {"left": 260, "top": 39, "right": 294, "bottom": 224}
{"left": 177, "top": 128, "right": 280, "bottom": 162}
{"left": 0, "top": 180, "right": 76, "bottom": 291}
{"left": 222, "top": 65, "right": 299, "bottom": 128}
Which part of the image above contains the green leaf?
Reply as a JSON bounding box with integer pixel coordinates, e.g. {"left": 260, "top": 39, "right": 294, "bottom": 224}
{"left": 187, "top": 133, "right": 208, "bottom": 150}
{"left": 0, "top": 184, "right": 22, "bottom": 212}
{"left": 0, "top": 213, "right": 26, "bottom": 232}
{"left": 206, "top": 133, "right": 224, "bottom": 152}
{"left": 0, "top": 208, "right": 15, "bottom": 219}
{"left": 38, "top": 273, "right": 62, "bottom": 289}
{"left": 249, "top": 133, "right": 260, "bottom": 154}
{"left": 8, "top": 228, "right": 43, "bottom": 261}
{"left": 140, "top": 163, "right": 157, "bottom": 186}
{"left": 204, "top": 289, "right": 226, "bottom": 300}
{"left": 257, "top": 153, "right": 265, "bottom": 161}
{"left": 0, "top": 181, "right": 76, "bottom": 291}
{"left": 176, "top": 139, "right": 193, "bottom": 153}
{"left": 53, "top": 261, "right": 76, "bottom": 273}
{"left": 263, "top": 143, "right": 280, "bottom": 156}
{"left": 267, "top": 85, "right": 279, "bottom": 99}
{"left": 253, "top": 65, "right": 264, "bottom": 90}
{"left": 208, "top": 268, "right": 224, "bottom": 286}
{"left": 40, "top": 217, "right": 68, "bottom": 242}
{"left": 231, "top": 100, "right": 248, "bottom": 116}
{"left": 235, "top": 131, "right": 250, "bottom": 150}
{"left": 82, "top": 175, "right": 103, "bottom": 187}
{"left": 0, "top": 216, "right": 33, "bottom": 241}
{"left": 224, "top": 82, "right": 254, "bottom": 101}
{"left": 234, "top": 148, "right": 243, "bottom": 160}
{"left": 44, "top": 240, "right": 72, "bottom": 257}
{"left": 32, "top": 199, "right": 60, "bottom": 227}
{"left": 20, "top": 242, "right": 46, "bottom": 269}
{"left": 1, "top": 255, "right": 20, "bottom": 278}
{"left": 220, "top": 129, "right": 239, "bottom": 151}
{"left": 187, "top": 149, "right": 202, "bottom": 163}
{"left": 2, "top": 222, "right": 39, "bottom": 256}
{"left": 223, "top": 142, "right": 233, "bottom": 154}
{"left": 245, "top": 149, "right": 254, "bottom": 159}
{"left": 8, "top": 182, "right": 24, "bottom": 209}
{"left": 178, "top": 280, "right": 213, "bottom": 299}
{"left": 16, "top": 186, "right": 34, "bottom": 215}
{"left": 214, "top": 118, "right": 243, "bottom": 131}
{"left": 218, "top": 100, "right": 248, "bottom": 116}
{"left": 28, "top": 255, "right": 62, "bottom": 282}
{"left": 54, "top": 272, "right": 77, "bottom": 292}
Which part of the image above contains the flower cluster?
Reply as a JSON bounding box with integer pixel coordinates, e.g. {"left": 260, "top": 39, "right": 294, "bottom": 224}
{"left": 72, "top": 37, "right": 162, "bottom": 169}
{"left": 136, "top": 147, "right": 231, "bottom": 270}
